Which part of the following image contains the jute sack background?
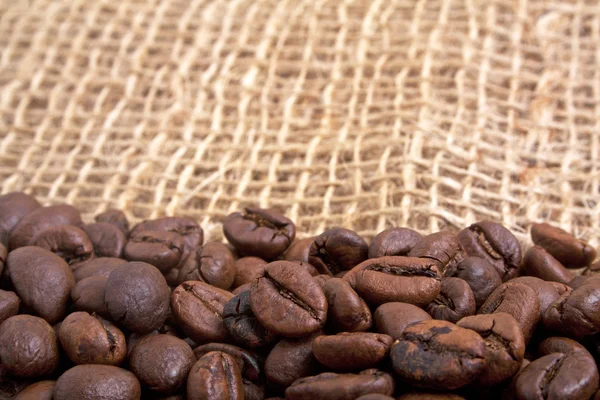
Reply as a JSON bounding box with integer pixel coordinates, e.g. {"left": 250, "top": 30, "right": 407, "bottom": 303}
{"left": 1, "top": 0, "right": 599, "bottom": 246}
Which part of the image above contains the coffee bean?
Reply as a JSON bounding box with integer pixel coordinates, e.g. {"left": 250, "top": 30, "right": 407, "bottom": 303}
{"left": 292, "top": 260, "right": 319, "bottom": 276}
{"left": 531, "top": 222, "right": 597, "bottom": 268}
{"left": 368, "top": 228, "right": 422, "bottom": 258}
{"left": 446, "top": 256, "right": 501, "bottom": 309}
{"left": 223, "top": 207, "right": 295, "bottom": 260}
{"left": 129, "top": 334, "right": 194, "bottom": 394}
{"left": 456, "top": 313, "right": 525, "bottom": 386}
{"left": 125, "top": 323, "right": 180, "bottom": 359}
{"left": 0, "top": 315, "right": 59, "bottom": 377}
{"left": 28, "top": 224, "right": 94, "bottom": 266}
{"left": 72, "top": 257, "right": 128, "bottom": 281}
{"left": 390, "top": 320, "right": 486, "bottom": 390}
{"left": 95, "top": 209, "right": 129, "bottom": 236}
{"left": 285, "top": 369, "right": 395, "bottom": 400}
{"left": 458, "top": 221, "right": 522, "bottom": 281}
{"left": 514, "top": 352, "right": 599, "bottom": 400}
{"left": 312, "top": 332, "right": 393, "bottom": 371}
{"left": 71, "top": 275, "right": 110, "bottom": 317}
{"left": 543, "top": 282, "right": 600, "bottom": 338}
{"left": 537, "top": 336, "right": 589, "bottom": 356}
{"left": 223, "top": 290, "right": 277, "bottom": 348}
{"left": 6, "top": 246, "right": 74, "bottom": 324}
{"left": 193, "top": 343, "right": 262, "bottom": 383}
{"left": 186, "top": 351, "right": 244, "bottom": 400}
{"left": 313, "top": 274, "right": 332, "bottom": 288}
{"left": 0, "top": 289, "right": 19, "bottom": 324}
{"left": 244, "top": 382, "right": 265, "bottom": 400}
{"left": 308, "top": 228, "right": 368, "bottom": 275}
{"left": 171, "top": 280, "right": 233, "bottom": 343}
{"left": 265, "top": 334, "right": 320, "bottom": 390}
{"left": 522, "top": 245, "right": 574, "bottom": 284}
{"left": 14, "top": 380, "right": 55, "bottom": 400}
{"left": 285, "top": 237, "right": 316, "bottom": 263}
{"left": 124, "top": 230, "right": 184, "bottom": 273}
{"left": 0, "top": 192, "right": 41, "bottom": 246}
{"left": 105, "top": 262, "right": 170, "bottom": 334}
{"left": 53, "top": 365, "right": 141, "bottom": 400}
{"left": 426, "top": 277, "right": 475, "bottom": 323}
{"left": 374, "top": 302, "right": 432, "bottom": 340}
{"left": 509, "top": 276, "right": 562, "bottom": 314}
{"left": 249, "top": 261, "right": 327, "bottom": 338}
{"left": 408, "top": 231, "right": 466, "bottom": 275}
{"left": 322, "top": 277, "right": 372, "bottom": 332}
{"left": 177, "top": 242, "right": 236, "bottom": 289}
{"left": 233, "top": 256, "right": 267, "bottom": 288}
{"left": 9, "top": 205, "right": 82, "bottom": 250}
{"left": 396, "top": 394, "right": 465, "bottom": 400}
{"left": 131, "top": 217, "right": 203, "bottom": 261}
{"left": 83, "top": 222, "right": 126, "bottom": 258}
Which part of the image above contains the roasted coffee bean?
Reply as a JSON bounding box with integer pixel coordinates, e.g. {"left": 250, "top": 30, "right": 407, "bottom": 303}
{"left": 531, "top": 222, "right": 597, "bottom": 268}
{"left": 15, "top": 380, "right": 55, "bottom": 400}
{"left": 374, "top": 302, "right": 432, "bottom": 339}
{"left": 105, "top": 261, "right": 170, "bottom": 334}
{"left": 130, "top": 217, "right": 203, "bottom": 261}
{"left": 233, "top": 256, "right": 267, "bottom": 288}
{"left": 285, "top": 369, "right": 395, "bottom": 400}
{"left": 322, "top": 277, "right": 372, "bottom": 332}
{"left": 509, "top": 276, "right": 562, "bottom": 314}
{"left": 125, "top": 324, "right": 180, "bottom": 358}
{"left": 53, "top": 365, "right": 141, "bottom": 400}
{"left": 537, "top": 336, "right": 588, "bottom": 356}
{"left": 514, "top": 352, "right": 599, "bottom": 400}
{"left": 71, "top": 275, "right": 110, "bottom": 317}
{"left": 308, "top": 228, "right": 368, "bottom": 275}
{"left": 312, "top": 332, "right": 393, "bottom": 371}
{"left": 478, "top": 282, "right": 540, "bottom": 342}
{"left": 408, "top": 231, "right": 466, "bottom": 275}
{"left": 522, "top": 245, "right": 574, "bottom": 284}
{"left": 129, "top": 334, "right": 194, "bottom": 394}
{"left": 250, "top": 261, "right": 327, "bottom": 338}
{"left": 58, "top": 311, "right": 126, "bottom": 365}
{"left": 458, "top": 221, "right": 522, "bottom": 281}
{"left": 6, "top": 246, "right": 74, "bottom": 324}
{"left": 223, "top": 290, "right": 277, "bottom": 348}
{"left": 0, "top": 192, "right": 41, "bottom": 245}
{"left": 9, "top": 204, "right": 82, "bottom": 250}
{"left": 448, "top": 257, "right": 502, "bottom": 308}
{"left": 223, "top": 207, "right": 295, "bottom": 260}
{"left": 28, "top": 224, "right": 93, "bottom": 266}
{"left": 396, "top": 394, "right": 465, "bottom": 400}
{"left": 369, "top": 228, "right": 423, "bottom": 258}
{"left": 350, "top": 256, "right": 441, "bottom": 307}
{"left": 176, "top": 242, "right": 236, "bottom": 289}
{"left": 187, "top": 351, "right": 244, "bottom": 400}
{"left": 0, "top": 242, "right": 6, "bottom": 277}
{"left": 95, "top": 209, "right": 130, "bottom": 235}
{"left": 456, "top": 313, "right": 525, "bottom": 386}
{"left": 72, "top": 257, "right": 127, "bottom": 281}
{"left": 426, "top": 277, "right": 475, "bottom": 323}
{"left": 0, "top": 315, "right": 59, "bottom": 377}
{"left": 543, "top": 282, "right": 600, "bottom": 338}
{"left": 285, "top": 237, "right": 316, "bottom": 263}
{"left": 171, "top": 280, "right": 233, "bottom": 343}
{"left": 83, "top": 222, "right": 126, "bottom": 258}
{"left": 265, "top": 334, "right": 320, "bottom": 390}
{"left": 124, "top": 230, "right": 184, "bottom": 273}
{"left": 0, "top": 289, "right": 19, "bottom": 324}
{"left": 391, "top": 320, "right": 486, "bottom": 390}
{"left": 193, "top": 343, "right": 261, "bottom": 383}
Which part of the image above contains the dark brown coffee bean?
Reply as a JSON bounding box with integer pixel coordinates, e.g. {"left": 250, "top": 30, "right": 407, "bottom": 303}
{"left": 312, "top": 332, "right": 392, "bottom": 371}
{"left": 514, "top": 352, "right": 599, "bottom": 400}
{"left": 0, "top": 289, "right": 19, "bottom": 324}
{"left": 53, "top": 365, "right": 141, "bottom": 400}
{"left": 83, "top": 222, "right": 127, "bottom": 258}
{"left": 223, "top": 207, "right": 295, "bottom": 260}
{"left": 369, "top": 228, "right": 423, "bottom": 258}
{"left": 28, "top": 224, "right": 94, "bottom": 266}
{"left": 509, "top": 276, "right": 562, "bottom": 314}
{"left": 177, "top": 242, "right": 236, "bottom": 289}
{"left": 543, "top": 282, "right": 600, "bottom": 338}
{"left": 265, "top": 334, "right": 320, "bottom": 390}
{"left": 285, "top": 237, "right": 316, "bottom": 263}
{"left": 71, "top": 275, "right": 110, "bottom": 317}
{"left": 58, "top": 311, "right": 126, "bottom": 365}
{"left": 14, "top": 380, "right": 55, "bottom": 400}
{"left": 0, "top": 192, "right": 41, "bottom": 245}
{"left": 124, "top": 230, "right": 184, "bottom": 273}
{"left": 0, "top": 315, "right": 59, "bottom": 377}
{"left": 187, "top": 351, "right": 244, "bottom": 400}
{"left": 456, "top": 313, "right": 525, "bottom": 386}
{"left": 396, "top": 394, "right": 465, "bottom": 400}
{"left": 531, "top": 222, "right": 597, "bottom": 268}
{"left": 308, "top": 228, "right": 368, "bottom": 275}
{"left": 478, "top": 282, "right": 540, "bottom": 342}
{"left": 322, "top": 277, "right": 372, "bottom": 332}
{"left": 129, "top": 334, "right": 194, "bottom": 394}
{"left": 95, "top": 209, "right": 129, "bottom": 236}
{"left": 233, "top": 256, "right": 267, "bottom": 288}
{"left": 72, "top": 257, "right": 128, "bottom": 281}
{"left": 223, "top": 290, "right": 277, "bottom": 348}
{"left": 408, "top": 231, "right": 466, "bottom": 275}
{"left": 130, "top": 216, "right": 202, "bottom": 260}
{"left": 285, "top": 369, "right": 395, "bottom": 400}
{"left": 250, "top": 261, "right": 327, "bottom": 338}
{"left": 244, "top": 382, "right": 264, "bottom": 400}
{"left": 351, "top": 256, "right": 441, "bottom": 307}
{"left": 458, "top": 221, "right": 522, "bottom": 281}
{"left": 105, "top": 261, "right": 170, "bottom": 334}
{"left": 391, "top": 320, "right": 486, "bottom": 390}
{"left": 449, "top": 257, "right": 502, "bottom": 308}
{"left": 125, "top": 323, "right": 180, "bottom": 359}
{"left": 374, "top": 302, "right": 432, "bottom": 340}
{"left": 193, "top": 343, "right": 261, "bottom": 383}
{"left": 522, "top": 245, "right": 574, "bottom": 284}
{"left": 171, "top": 280, "right": 233, "bottom": 343}
{"left": 6, "top": 246, "right": 74, "bottom": 324}
{"left": 538, "top": 336, "right": 588, "bottom": 356}
{"left": 0, "top": 242, "right": 6, "bottom": 277}
{"left": 9, "top": 204, "right": 82, "bottom": 250}
{"left": 426, "top": 277, "right": 475, "bottom": 323}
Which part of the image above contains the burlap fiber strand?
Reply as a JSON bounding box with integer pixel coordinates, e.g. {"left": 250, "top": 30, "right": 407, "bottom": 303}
{"left": 1, "top": 0, "right": 599, "bottom": 246}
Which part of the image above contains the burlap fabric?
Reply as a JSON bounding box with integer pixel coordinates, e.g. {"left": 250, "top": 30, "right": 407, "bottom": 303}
{"left": 0, "top": 0, "right": 599, "bottom": 246}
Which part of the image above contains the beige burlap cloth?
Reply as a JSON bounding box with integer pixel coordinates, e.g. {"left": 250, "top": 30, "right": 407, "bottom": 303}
{"left": 1, "top": 0, "right": 599, "bottom": 245}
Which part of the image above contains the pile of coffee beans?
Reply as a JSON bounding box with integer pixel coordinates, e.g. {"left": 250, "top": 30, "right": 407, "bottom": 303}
{"left": 1, "top": 192, "right": 600, "bottom": 399}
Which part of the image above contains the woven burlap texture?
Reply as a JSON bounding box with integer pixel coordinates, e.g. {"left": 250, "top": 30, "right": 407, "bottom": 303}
{"left": 1, "top": 0, "right": 599, "bottom": 245}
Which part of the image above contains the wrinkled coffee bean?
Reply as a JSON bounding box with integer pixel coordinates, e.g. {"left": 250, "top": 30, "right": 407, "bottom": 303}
{"left": 531, "top": 222, "right": 597, "bottom": 268}
{"left": 124, "top": 230, "right": 184, "bottom": 273}
{"left": 426, "top": 277, "right": 475, "bottom": 323}
{"left": 312, "top": 332, "right": 393, "bottom": 371}
{"left": 104, "top": 261, "right": 170, "bottom": 334}
{"left": 509, "top": 276, "right": 562, "bottom": 314}
{"left": 53, "top": 365, "right": 141, "bottom": 400}
{"left": 193, "top": 343, "right": 261, "bottom": 383}
{"left": 308, "top": 228, "right": 368, "bottom": 275}
{"left": 6, "top": 246, "right": 74, "bottom": 324}
{"left": 265, "top": 334, "right": 320, "bottom": 390}
{"left": 223, "top": 208, "right": 295, "bottom": 260}
{"left": 28, "top": 224, "right": 94, "bottom": 266}
{"left": 537, "top": 336, "right": 588, "bottom": 356}
{"left": 0, "top": 192, "right": 41, "bottom": 245}
{"left": 186, "top": 351, "right": 244, "bottom": 400}
{"left": 522, "top": 245, "right": 574, "bottom": 284}
{"left": 285, "top": 237, "right": 316, "bottom": 263}
{"left": 322, "top": 277, "right": 372, "bottom": 332}
{"left": 250, "top": 261, "right": 327, "bottom": 338}
{"left": 448, "top": 256, "right": 502, "bottom": 308}
{"left": 171, "top": 280, "right": 233, "bottom": 343}
{"left": 0, "top": 289, "right": 19, "bottom": 324}
{"left": 15, "top": 380, "right": 55, "bottom": 400}
{"left": 72, "top": 257, "right": 127, "bottom": 281}
{"left": 408, "top": 231, "right": 466, "bottom": 275}
{"left": 458, "top": 221, "right": 522, "bottom": 281}
{"left": 84, "top": 222, "right": 126, "bottom": 258}
{"left": 9, "top": 205, "right": 82, "bottom": 250}
{"left": 369, "top": 228, "right": 423, "bottom": 258}
{"left": 71, "top": 275, "right": 110, "bottom": 317}
{"left": 223, "top": 290, "right": 277, "bottom": 348}
{"left": 131, "top": 217, "right": 203, "bottom": 261}
{"left": 95, "top": 209, "right": 130, "bottom": 235}
{"left": 374, "top": 302, "right": 432, "bottom": 339}
{"left": 391, "top": 320, "right": 486, "bottom": 390}
{"left": 129, "top": 334, "right": 194, "bottom": 394}
{"left": 543, "top": 282, "right": 600, "bottom": 338}
{"left": 233, "top": 256, "right": 267, "bottom": 288}
{"left": 177, "top": 242, "right": 235, "bottom": 289}
{"left": 0, "top": 315, "right": 59, "bottom": 377}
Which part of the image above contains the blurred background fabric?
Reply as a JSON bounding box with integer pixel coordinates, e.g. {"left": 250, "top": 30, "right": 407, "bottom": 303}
{"left": 1, "top": 0, "right": 599, "bottom": 245}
